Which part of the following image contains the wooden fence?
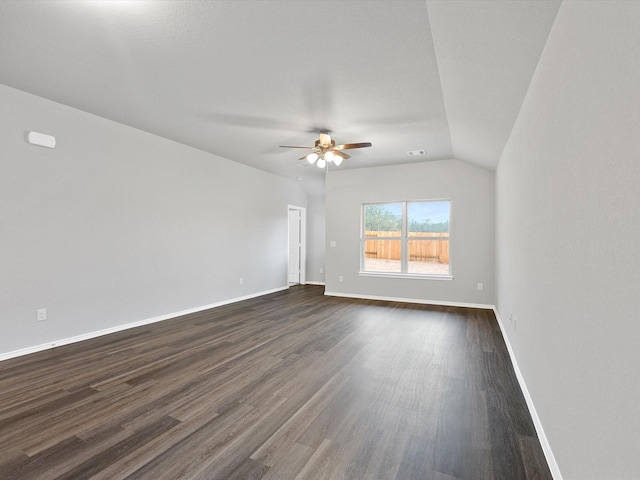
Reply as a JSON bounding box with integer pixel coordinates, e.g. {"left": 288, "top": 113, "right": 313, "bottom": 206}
{"left": 364, "top": 231, "right": 449, "bottom": 264}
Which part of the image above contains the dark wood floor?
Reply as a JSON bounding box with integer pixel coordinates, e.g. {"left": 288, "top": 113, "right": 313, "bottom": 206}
{"left": 0, "top": 285, "right": 552, "bottom": 479}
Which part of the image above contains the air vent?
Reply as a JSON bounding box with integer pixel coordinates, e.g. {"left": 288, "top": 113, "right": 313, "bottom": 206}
{"left": 407, "top": 150, "right": 426, "bottom": 156}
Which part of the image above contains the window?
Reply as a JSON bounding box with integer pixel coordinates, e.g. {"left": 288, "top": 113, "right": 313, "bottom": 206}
{"left": 361, "top": 200, "right": 451, "bottom": 277}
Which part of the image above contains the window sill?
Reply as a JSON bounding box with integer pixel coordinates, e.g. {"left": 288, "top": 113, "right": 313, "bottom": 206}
{"left": 359, "top": 272, "right": 454, "bottom": 281}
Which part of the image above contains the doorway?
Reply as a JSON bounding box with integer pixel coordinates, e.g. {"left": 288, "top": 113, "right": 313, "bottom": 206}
{"left": 288, "top": 205, "right": 306, "bottom": 285}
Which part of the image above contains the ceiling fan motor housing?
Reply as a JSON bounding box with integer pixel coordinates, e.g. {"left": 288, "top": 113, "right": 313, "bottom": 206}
{"left": 314, "top": 139, "right": 336, "bottom": 149}
{"left": 318, "top": 133, "right": 334, "bottom": 147}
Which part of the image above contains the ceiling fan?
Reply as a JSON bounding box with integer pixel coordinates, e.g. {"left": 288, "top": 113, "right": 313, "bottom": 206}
{"left": 280, "top": 132, "right": 372, "bottom": 168}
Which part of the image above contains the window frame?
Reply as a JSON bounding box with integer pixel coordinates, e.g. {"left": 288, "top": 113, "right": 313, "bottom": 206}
{"left": 359, "top": 199, "right": 453, "bottom": 280}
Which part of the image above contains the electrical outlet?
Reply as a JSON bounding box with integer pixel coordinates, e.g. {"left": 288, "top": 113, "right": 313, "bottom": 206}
{"left": 37, "top": 308, "right": 47, "bottom": 322}
{"left": 477, "top": 282, "right": 483, "bottom": 291}
{"left": 319, "top": 267, "right": 324, "bottom": 274}
{"left": 338, "top": 275, "right": 343, "bottom": 282}
{"left": 239, "top": 277, "right": 243, "bottom": 285}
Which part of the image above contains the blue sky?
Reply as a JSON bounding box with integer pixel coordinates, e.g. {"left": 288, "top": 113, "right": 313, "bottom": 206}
{"left": 408, "top": 201, "right": 450, "bottom": 223}
{"left": 370, "top": 201, "right": 450, "bottom": 223}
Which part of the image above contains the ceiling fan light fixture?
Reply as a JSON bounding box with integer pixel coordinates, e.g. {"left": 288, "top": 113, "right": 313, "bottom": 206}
{"left": 333, "top": 155, "right": 343, "bottom": 166}
{"left": 306, "top": 152, "right": 319, "bottom": 164}
{"left": 324, "top": 151, "right": 336, "bottom": 162}
{"left": 317, "top": 157, "right": 327, "bottom": 168}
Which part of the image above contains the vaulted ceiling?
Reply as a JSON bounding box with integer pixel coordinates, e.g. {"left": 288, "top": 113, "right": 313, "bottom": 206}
{"left": 0, "top": 1, "right": 561, "bottom": 195}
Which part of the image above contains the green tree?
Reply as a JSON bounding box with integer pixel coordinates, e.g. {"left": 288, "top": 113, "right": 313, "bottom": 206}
{"left": 409, "top": 219, "right": 449, "bottom": 233}
{"left": 365, "top": 205, "right": 401, "bottom": 231}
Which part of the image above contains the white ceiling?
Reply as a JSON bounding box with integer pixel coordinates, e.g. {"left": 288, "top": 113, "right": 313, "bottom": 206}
{"left": 0, "top": 0, "right": 561, "bottom": 195}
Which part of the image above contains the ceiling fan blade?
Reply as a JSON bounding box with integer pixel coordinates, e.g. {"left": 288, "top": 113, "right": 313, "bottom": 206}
{"left": 279, "top": 145, "right": 315, "bottom": 149}
{"left": 332, "top": 150, "right": 351, "bottom": 160}
{"left": 334, "top": 142, "right": 372, "bottom": 150}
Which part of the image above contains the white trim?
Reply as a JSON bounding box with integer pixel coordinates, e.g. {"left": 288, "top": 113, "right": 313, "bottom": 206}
{"left": 359, "top": 272, "right": 454, "bottom": 281}
{"left": 0, "top": 285, "right": 561, "bottom": 480}
{"left": 360, "top": 199, "right": 452, "bottom": 275}
{"left": 324, "top": 291, "right": 493, "bottom": 310}
{"left": 493, "top": 308, "right": 563, "bottom": 480}
{"left": 0, "top": 287, "right": 288, "bottom": 362}
{"left": 322, "top": 291, "right": 560, "bottom": 478}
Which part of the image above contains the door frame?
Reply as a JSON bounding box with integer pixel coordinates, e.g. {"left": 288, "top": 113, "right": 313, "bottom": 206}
{"left": 288, "top": 205, "right": 306, "bottom": 285}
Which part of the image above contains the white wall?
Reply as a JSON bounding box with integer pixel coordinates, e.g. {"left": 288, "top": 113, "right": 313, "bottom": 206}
{"left": 305, "top": 195, "right": 326, "bottom": 284}
{"left": 0, "top": 84, "right": 306, "bottom": 356}
{"left": 325, "top": 160, "right": 494, "bottom": 305}
{"left": 496, "top": 2, "right": 640, "bottom": 478}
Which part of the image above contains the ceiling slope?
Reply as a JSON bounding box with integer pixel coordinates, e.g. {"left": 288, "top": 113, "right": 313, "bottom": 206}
{"left": 0, "top": 1, "right": 560, "bottom": 194}
{"left": 427, "top": 0, "right": 561, "bottom": 170}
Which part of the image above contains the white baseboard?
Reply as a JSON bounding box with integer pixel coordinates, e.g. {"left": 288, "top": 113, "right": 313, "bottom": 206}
{"left": 324, "top": 291, "right": 494, "bottom": 310}
{"left": 0, "top": 286, "right": 288, "bottom": 362}
{"left": 493, "top": 308, "right": 563, "bottom": 480}
{"left": 323, "top": 291, "right": 560, "bottom": 479}
{"left": 0, "top": 286, "right": 561, "bottom": 480}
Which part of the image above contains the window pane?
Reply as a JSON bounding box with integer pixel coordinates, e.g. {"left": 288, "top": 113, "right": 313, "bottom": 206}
{"left": 364, "top": 203, "right": 402, "bottom": 236}
{"left": 408, "top": 201, "right": 450, "bottom": 236}
{"left": 363, "top": 239, "right": 401, "bottom": 273}
{"left": 407, "top": 239, "right": 450, "bottom": 275}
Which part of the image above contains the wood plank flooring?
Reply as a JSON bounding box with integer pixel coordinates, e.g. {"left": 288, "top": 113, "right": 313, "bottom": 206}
{"left": 0, "top": 285, "right": 552, "bottom": 479}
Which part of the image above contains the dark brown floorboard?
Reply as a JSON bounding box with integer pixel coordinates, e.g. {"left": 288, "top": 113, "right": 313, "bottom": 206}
{"left": 0, "top": 285, "right": 551, "bottom": 479}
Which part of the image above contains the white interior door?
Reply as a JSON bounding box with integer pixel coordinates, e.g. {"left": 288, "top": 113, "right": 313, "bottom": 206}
{"left": 288, "top": 209, "right": 301, "bottom": 284}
